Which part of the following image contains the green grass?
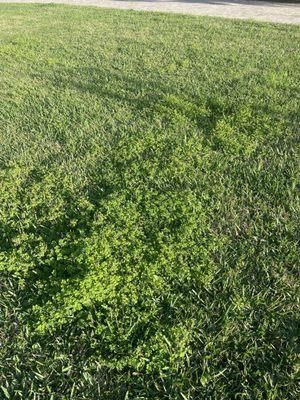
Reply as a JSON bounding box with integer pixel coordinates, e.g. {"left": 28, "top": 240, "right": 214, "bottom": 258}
{"left": 0, "top": 4, "right": 299, "bottom": 399}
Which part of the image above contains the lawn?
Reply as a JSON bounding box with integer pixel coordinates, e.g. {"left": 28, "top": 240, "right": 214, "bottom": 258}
{"left": 0, "top": 4, "right": 299, "bottom": 399}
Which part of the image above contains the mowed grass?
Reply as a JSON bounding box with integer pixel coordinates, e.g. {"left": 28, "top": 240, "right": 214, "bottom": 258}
{"left": 0, "top": 4, "right": 299, "bottom": 399}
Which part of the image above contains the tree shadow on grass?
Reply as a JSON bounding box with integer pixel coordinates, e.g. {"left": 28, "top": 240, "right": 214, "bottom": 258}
{"left": 7, "top": 63, "right": 244, "bottom": 325}
{"left": 47, "top": 65, "right": 232, "bottom": 138}
{"left": 6, "top": 58, "right": 269, "bottom": 325}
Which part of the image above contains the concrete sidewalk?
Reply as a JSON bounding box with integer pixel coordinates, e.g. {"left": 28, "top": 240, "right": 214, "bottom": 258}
{"left": 0, "top": 0, "right": 300, "bottom": 24}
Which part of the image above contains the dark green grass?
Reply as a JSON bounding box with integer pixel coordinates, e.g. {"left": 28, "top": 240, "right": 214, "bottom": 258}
{"left": 0, "top": 4, "right": 299, "bottom": 399}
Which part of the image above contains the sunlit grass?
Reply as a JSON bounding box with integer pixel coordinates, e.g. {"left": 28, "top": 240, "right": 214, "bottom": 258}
{"left": 0, "top": 4, "right": 299, "bottom": 399}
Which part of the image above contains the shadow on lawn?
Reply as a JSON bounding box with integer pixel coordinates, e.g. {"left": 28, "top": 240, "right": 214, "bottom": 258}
{"left": 8, "top": 65, "right": 232, "bottom": 328}
{"left": 48, "top": 65, "right": 232, "bottom": 140}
